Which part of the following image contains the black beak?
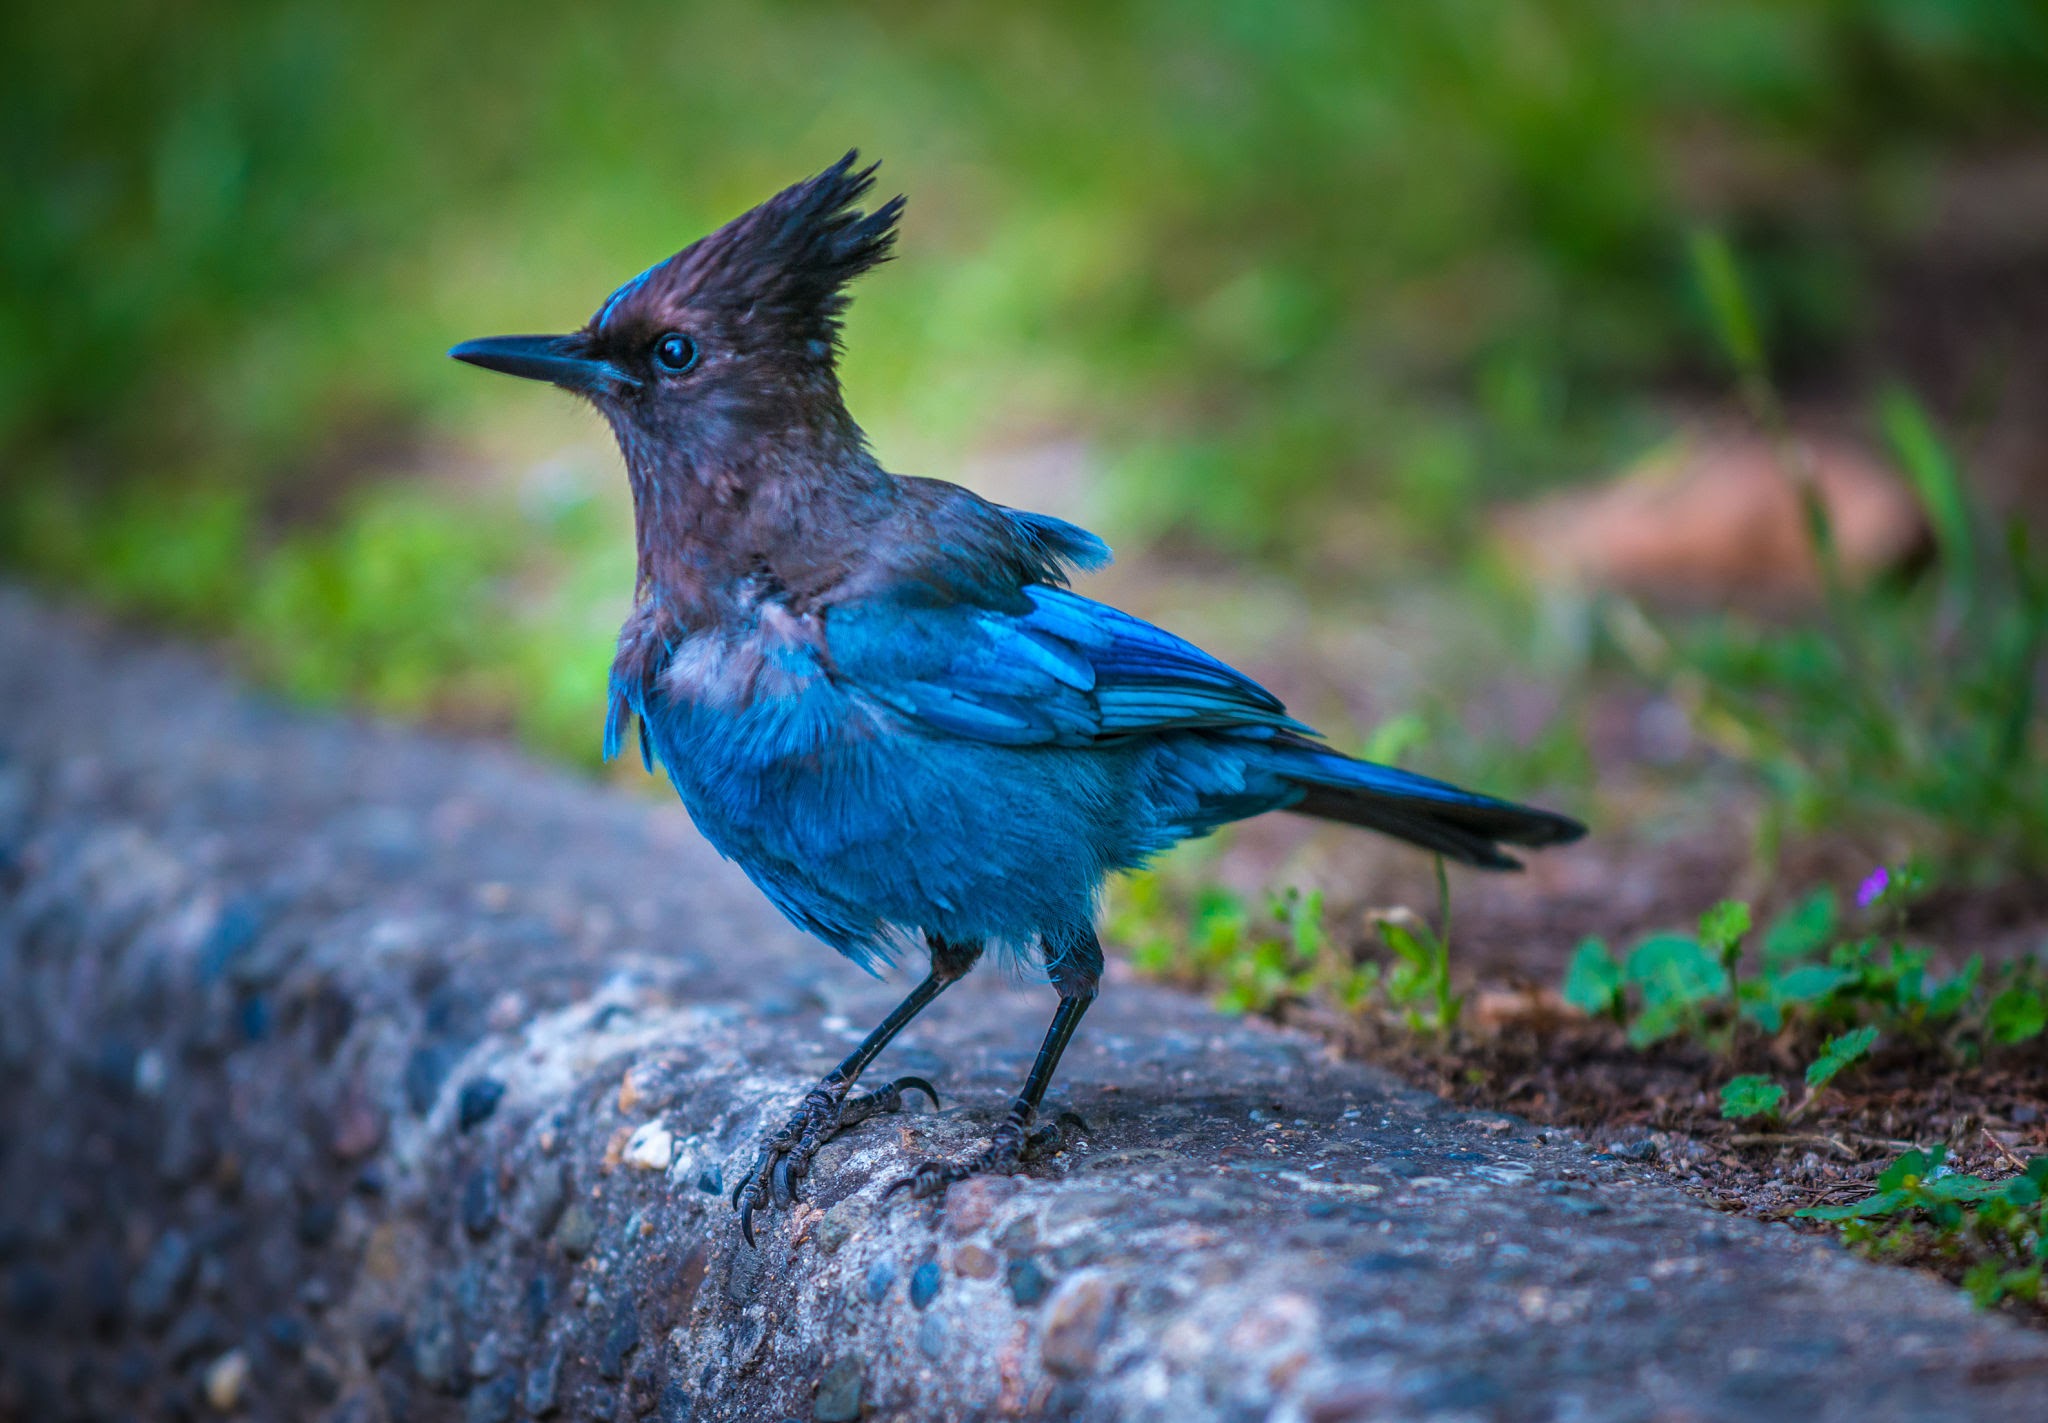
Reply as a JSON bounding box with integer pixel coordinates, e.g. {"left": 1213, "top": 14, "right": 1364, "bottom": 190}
{"left": 448, "top": 334, "right": 638, "bottom": 395}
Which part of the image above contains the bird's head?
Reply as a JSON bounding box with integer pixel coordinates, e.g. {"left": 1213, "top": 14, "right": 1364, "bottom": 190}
{"left": 451, "top": 152, "right": 902, "bottom": 475}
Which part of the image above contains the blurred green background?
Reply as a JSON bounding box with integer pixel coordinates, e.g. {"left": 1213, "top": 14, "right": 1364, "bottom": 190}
{"left": 4, "top": 0, "right": 2045, "bottom": 814}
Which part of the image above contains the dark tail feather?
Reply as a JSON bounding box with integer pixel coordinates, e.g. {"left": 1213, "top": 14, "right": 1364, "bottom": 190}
{"left": 1273, "top": 736, "right": 1585, "bottom": 871}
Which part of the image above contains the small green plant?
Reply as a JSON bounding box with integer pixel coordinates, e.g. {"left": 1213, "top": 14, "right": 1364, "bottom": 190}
{"left": 1797, "top": 1147, "right": 2048, "bottom": 1311}
{"left": 1804, "top": 1026, "right": 1878, "bottom": 1090}
{"left": 1367, "top": 858, "right": 1462, "bottom": 1033}
{"left": 1112, "top": 874, "right": 1363, "bottom": 1019}
{"left": 1112, "top": 856, "right": 1466, "bottom": 1033}
{"left": 1719, "top": 1076, "right": 1785, "bottom": 1122}
{"left": 1566, "top": 879, "right": 2045, "bottom": 1064}
{"left": 1564, "top": 900, "right": 1735, "bottom": 1048}
{"left": 1716, "top": 1026, "right": 1879, "bottom": 1126}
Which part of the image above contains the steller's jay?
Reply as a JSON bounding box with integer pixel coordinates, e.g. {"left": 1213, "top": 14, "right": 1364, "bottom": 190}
{"left": 452, "top": 154, "right": 1584, "bottom": 1246}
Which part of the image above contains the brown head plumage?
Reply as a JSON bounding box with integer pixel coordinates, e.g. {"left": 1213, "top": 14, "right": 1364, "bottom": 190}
{"left": 589, "top": 151, "right": 903, "bottom": 375}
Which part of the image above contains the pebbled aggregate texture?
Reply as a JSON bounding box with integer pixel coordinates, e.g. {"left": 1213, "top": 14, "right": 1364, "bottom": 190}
{"left": 3, "top": 586, "right": 2047, "bottom": 1422}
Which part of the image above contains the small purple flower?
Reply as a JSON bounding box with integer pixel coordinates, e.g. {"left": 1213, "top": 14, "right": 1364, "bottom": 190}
{"left": 1855, "top": 867, "right": 1890, "bottom": 909}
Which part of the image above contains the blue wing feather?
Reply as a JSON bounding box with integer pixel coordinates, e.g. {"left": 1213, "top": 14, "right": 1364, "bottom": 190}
{"left": 826, "top": 585, "right": 1308, "bottom": 744}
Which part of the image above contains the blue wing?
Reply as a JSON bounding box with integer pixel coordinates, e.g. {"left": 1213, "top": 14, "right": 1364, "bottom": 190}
{"left": 825, "top": 585, "right": 1312, "bottom": 746}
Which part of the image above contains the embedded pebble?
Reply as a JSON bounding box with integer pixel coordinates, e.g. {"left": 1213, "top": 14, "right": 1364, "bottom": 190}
{"left": 458, "top": 1077, "right": 506, "bottom": 1131}
{"left": 1040, "top": 1275, "right": 1114, "bottom": 1377}
{"left": 1007, "top": 1256, "right": 1051, "bottom": 1306}
{"left": 952, "top": 1244, "right": 997, "bottom": 1279}
{"left": 813, "top": 1356, "right": 863, "bottom": 1422}
{"left": 813, "top": 1215, "right": 853, "bottom": 1256}
{"left": 941, "top": 1178, "right": 1007, "bottom": 1236}
{"left": 203, "top": 1349, "right": 249, "bottom": 1412}
{"left": 469, "top": 1330, "right": 507, "bottom": 1380}
{"left": 624, "top": 1121, "right": 675, "bottom": 1172}
{"left": 263, "top": 1313, "right": 306, "bottom": 1356}
{"left": 405, "top": 1044, "right": 458, "bottom": 1115}
{"left": 518, "top": 1164, "right": 567, "bottom": 1239}
{"left": 554, "top": 1204, "right": 598, "bottom": 1258}
{"left": 863, "top": 1259, "right": 896, "bottom": 1303}
{"left": 909, "top": 1259, "right": 942, "bottom": 1309}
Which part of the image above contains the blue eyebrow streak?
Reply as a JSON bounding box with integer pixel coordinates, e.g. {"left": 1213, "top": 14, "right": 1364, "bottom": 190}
{"left": 596, "top": 260, "right": 662, "bottom": 331}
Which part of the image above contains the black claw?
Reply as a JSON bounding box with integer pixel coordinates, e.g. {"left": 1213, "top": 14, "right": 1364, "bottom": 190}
{"left": 892, "top": 1075, "right": 940, "bottom": 1109}
{"left": 732, "top": 1067, "right": 952, "bottom": 1243}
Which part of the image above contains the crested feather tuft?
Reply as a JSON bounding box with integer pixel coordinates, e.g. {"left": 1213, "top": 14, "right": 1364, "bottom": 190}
{"left": 601, "top": 151, "right": 904, "bottom": 359}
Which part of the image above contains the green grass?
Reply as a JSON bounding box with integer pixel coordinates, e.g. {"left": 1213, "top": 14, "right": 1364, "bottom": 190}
{"left": 4, "top": 1, "right": 2045, "bottom": 836}
{"left": 0, "top": 464, "right": 628, "bottom": 765}
{"left": 1606, "top": 241, "right": 2048, "bottom": 880}
{"left": 9, "top": 2, "right": 2048, "bottom": 544}
{"left": 1111, "top": 853, "right": 1468, "bottom": 1034}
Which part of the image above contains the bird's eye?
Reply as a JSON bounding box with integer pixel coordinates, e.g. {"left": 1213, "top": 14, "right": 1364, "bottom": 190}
{"left": 651, "top": 332, "right": 698, "bottom": 375}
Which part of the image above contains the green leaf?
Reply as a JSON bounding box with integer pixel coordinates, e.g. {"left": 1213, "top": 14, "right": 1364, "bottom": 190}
{"left": 1878, "top": 1147, "right": 1939, "bottom": 1192}
{"left": 1737, "top": 977, "right": 1784, "bottom": 1032}
{"left": 1626, "top": 1000, "right": 1691, "bottom": 1048}
{"left": 1699, "top": 900, "right": 1753, "bottom": 958}
{"left": 1988, "top": 986, "right": 2047, "bottom": 1046}
{"left": 1763, "top": 888, "right": 1837, "bottom": 965}
{"left": 1720, "top": 1075, "right": 1785, "bottom": 1121}
{"left": 1563, "top": 938, "right": 1625, "bottom": 1018}
{"left": 1963, "top": 1259, "right": 2005, "bottom": 1307}
{"left": 1770, "top": 964, "right": 1853, "bottom": 1005}
{"left": 1925, "top": 955, "right": 1982, "bottom": 1020}
{"left": 1626, "top": 934, "right": 1723, "bottom": 1017}
{"left": 1688, "top": 230, "right": 1764, "bottom": 378}
{"left": 1378, "top": 921, "right": 1430, "bottom": 969}
{"left": 1880, "top": 387, "right": 1976, "bottom": 599}
{"left": 1920, "top": 1173, "right": 2009, "bottom": 1206}
{"left": 1805, "top": 1026, "right": 1878, "bottom": 1089}
{"left": 1795, "top": 1189, "right": 1909, "bottom": 1222}
{"left": 1285, "top": 888, "right": 1326, "bottom": 960}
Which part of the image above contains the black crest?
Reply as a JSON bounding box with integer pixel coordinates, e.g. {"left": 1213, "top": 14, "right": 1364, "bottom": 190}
{"left": 597, "top": 152, "right": 904, "bottom": 360}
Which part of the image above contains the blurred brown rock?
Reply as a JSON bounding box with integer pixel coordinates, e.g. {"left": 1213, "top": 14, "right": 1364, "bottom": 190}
{"left": 1494, "top": 433, "right": 1929, "bottom": 604}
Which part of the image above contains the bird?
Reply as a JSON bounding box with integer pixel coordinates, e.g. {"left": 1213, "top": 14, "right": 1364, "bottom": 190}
{"left": 451, "top": 153, "right": 1585, "bottom": 1246}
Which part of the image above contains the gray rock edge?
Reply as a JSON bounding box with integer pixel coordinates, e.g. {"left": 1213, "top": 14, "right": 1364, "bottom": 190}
{"left": 3, "top": 586, "right": 2045, "bottom": 1423}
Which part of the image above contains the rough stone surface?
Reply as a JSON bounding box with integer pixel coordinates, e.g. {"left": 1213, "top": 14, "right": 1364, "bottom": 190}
{"left": 3, "top": 586, "right": 2048, "bottom": 1421}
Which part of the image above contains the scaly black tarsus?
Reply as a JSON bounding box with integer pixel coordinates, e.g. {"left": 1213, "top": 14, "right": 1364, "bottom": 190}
{"left": 885, "top": 983, "right": 1096, "bottom": 1202}
{"left": 735, "top": 936, "right": 981, "bottom": 1246}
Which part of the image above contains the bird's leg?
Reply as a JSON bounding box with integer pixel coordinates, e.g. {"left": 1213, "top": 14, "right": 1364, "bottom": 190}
{"left": 733, "top": 936, "right": 980, "bottom": 1245}
{"left": 887, "top": 934, "right": 1099, "bottom": 1200}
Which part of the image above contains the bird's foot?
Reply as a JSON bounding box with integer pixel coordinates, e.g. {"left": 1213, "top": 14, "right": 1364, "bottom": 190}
{"left": 732, "top": 1074, "right": 938, "bottom": 1246}
{"left": 883, "top": 1101, "right": 1087, "bottom": 1201}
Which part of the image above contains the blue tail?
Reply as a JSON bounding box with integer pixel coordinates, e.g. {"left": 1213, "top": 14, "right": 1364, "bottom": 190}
{"left": 1264, "top": 732, "right": 1585, "bottom": 870}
